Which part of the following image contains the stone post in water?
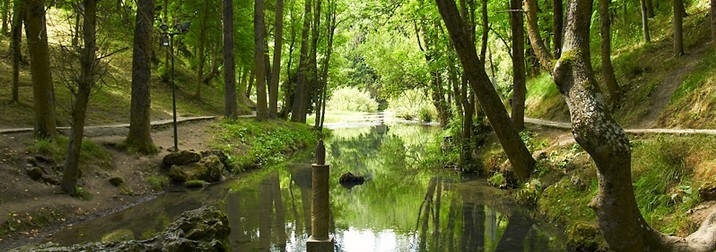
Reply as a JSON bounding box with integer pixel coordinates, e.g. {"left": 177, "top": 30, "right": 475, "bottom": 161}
{"left": 307, "top": 139, "right": 334, "bottom": 252}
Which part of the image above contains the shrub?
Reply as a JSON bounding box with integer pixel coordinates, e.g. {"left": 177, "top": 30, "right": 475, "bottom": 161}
{"left": 326, "top": 87, "right": 379, "bottom": 112}
{"left": 387, "top": 89, "right": 438, "bottom": 122}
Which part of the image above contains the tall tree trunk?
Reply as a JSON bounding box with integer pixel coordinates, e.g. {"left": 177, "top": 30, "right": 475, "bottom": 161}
{"left": 510, "top": 0, "right": 526, "bottom": 131}
{"left": 268, "top": 0, "right": 283, "bottom": 119}
{"left": 317, "top": 0, "right": 336, "bottom": 129}
{"left": 436, "top": 0, "right": 536, "bottom": 181}
{"left": 479, "top": 0, "right": 488, "bottom": 59}
{"left": 307, "top": 0, "right": 321, "bottom": 118}
{"left": 640, "top": 0, "right": 651, "bottom": 42}
{"left": 553, "top": 0, "right": 563, "bottom": 57}
{"left": 10, "top": 0, "right": 22, "bottom": 104}
{"left": 281, "top": 2, "right": 297, "bottom": 119}
{"left": 290, "top": 0, "right": 312, "bottom": 123}
{"left": 2, "top": 0, "right": 10, "bottom": 34}
{"left": 600, "top": 0, "right": 620, "bottom": 104}
{"left": 673, "top": 0, "right": 685, "bottom": 56}
{"left": 63, "top": 0, "right": 97, "bottom": 195}
{"left": 196, "top": 0, "right": 209, "bottom": 98}
{"left": 524, "top": 0, "right": 554, "bottom": 71}
{"left": 525, "top": 0, "right": 716, "bottom": 250}
{"left": 646, "top": 0, "right": 655, "bottom": 17}
{"left": 712, "top": 0, "right": 716, "bottom": 51}
{"left": 255, "top": 0, "right": 268, "bottom": 120}
{"left": 126, "top": 0, "right": 156, "bottom": 153}
{"left": 24, "top": 0, "right": 56, "bottom": 139}
{"left": 223, "top": 0, "right": 238, "bottom": 119}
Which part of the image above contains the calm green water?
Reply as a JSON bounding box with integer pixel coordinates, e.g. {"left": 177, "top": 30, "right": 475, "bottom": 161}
{"left": 44, "top": 121, "right": 564, "bottom": 251}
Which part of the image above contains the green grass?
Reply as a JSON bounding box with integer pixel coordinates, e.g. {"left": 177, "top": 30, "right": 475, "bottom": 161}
{"left": 210, "top": 118, "right": 319, "bottom": 171}
{"left": 524, "top": 73, "right": 569, "bottom": 121}
{"left": 26, "top": 136, "right": 113, "bottom": 170}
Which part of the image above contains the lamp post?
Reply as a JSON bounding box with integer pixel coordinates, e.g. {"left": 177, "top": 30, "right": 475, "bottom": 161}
{"left": 159, "top": 21, "right": 190, "bottom": 152}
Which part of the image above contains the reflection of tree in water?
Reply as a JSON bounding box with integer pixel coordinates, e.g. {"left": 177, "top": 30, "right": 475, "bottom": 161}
{"left": 414, "top": 177, "right": 560, "bottom": 251}
{"left": 226, "top": 172, "right": 288, "bottom": 251}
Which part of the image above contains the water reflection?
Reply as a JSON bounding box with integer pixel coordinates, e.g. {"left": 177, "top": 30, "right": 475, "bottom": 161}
{"left": 43, "top": 122, "right": 564, "bottom": 251}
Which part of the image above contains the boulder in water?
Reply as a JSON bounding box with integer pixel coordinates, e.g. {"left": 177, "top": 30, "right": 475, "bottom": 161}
{"left": 339, "top": 172, "right": 365, "bottom": 188}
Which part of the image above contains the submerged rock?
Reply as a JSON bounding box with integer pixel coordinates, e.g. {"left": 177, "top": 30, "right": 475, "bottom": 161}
{"left": 339, "top": 172, "right": 365, "bottom": 189}
{"left": 163, "top": 150, "right": 202, "bottom": 167}
{"left": 15, "top": 206, "right": 230, "bottom": 252}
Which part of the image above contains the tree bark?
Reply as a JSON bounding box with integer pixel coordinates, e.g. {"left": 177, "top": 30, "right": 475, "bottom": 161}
{"left": 2, "top": 0, "right": 9, "bottom": 34}
{"left": 436, "top": 0, "right": 536, "bottom": 181}
{"left": 223, "top": 0, "right": 238, "bottom": 119}
{"left": 673, "top": 0, "right": 685, "bottom": 56}
{"left": 553, "top": 0, "right": 563, "bottom": 58}
{"left": 126, "top": 0, "right": 156, "bottom": 154}
{"left": 290, "top": 0, "right": 312, "bottom": 123}
{"left": 510, "top": 0, "right": 526, "bottom": 132}
{"left": 640, "top": 0, "right": 651, "bottom": 42}
{"left": 599, "top": 0, "right": 620, "bottom": 104}
{"left": 268, "top": 0, "right": 283, "bottom": 119}
{"left": 24, "top": 0, "right": 57, "bottom": 139}
{"left": 255, "top": 0, "right": 268, "bottom": 120}
{"left": 196, "top": 0, "right": 209, "bottom": 98}
{"left": 712, "top": 0, "right": 716, "bottom": 51}
{"left": 527, "top": 0, "right": 716, "bottom": 250}
{"left": 317, "top": 0, "right": 336, "bottom": 129}
{"left": 524, "top": 0, "right": 554, "bottom": 71}
{"left": 63, "top": 0, "right": 97, "bottom": 195}
{"left": 10, "top": 0, "right": 22, "bottom": 104}
{"left": 646, "top": 0, "right": 655, "bottom": 17}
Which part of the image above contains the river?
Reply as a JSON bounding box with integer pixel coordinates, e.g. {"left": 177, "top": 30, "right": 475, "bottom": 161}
{"left": 43, "top": 116, "right": 565, "bottom": 251}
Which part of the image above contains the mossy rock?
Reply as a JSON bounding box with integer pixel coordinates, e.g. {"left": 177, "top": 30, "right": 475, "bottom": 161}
{"left": 566, "top": 222, "right": 609, "bottom": 252}
{"left": 101, "top": 229, "right": 135, "bottom": 243}
{"left": 168, "top": 156, "right": 224, "bottom": 182}
{"left": 163, "top": 150, "right": 201, "bottom": 167}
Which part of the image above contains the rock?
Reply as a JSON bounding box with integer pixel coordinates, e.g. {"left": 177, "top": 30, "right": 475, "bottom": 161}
{"left": 109, "top": 177, "right": 124, "bottom": 187}
{"left": 184, "top": 180, "right": 209, "bottom": 189}
{"left": 14, "top": 206, "right": 230, "bottom": 252}
{"left": 26, "top": 167, "right": 43, "bottom": 181}
{"left": 168, "top": 156, "right": 225, "bottom": 182}
{"left": 339, "top": 172, "right": 365, "bottom": 189}
{"left": 700, "top": 185, "right": 716, "bottom": 202}
{"left": 163, "top": 150, "right": 202, "bottom": 167}
{"left": 101, "top": 229, "right": 135, "bottom": 242}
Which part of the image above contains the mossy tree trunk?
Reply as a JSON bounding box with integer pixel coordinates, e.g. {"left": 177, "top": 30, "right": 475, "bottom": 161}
{"left": 673, "top": 0, "right": 685, "bottom": 56}
{"left": 436, "top": 0, "right": 536, "bottom": 181}
{"left": 254, "top": 0, "right": 268, "bottom": 120}
{"left": 10, "top": 0, "right": 22, "bottom": 104}
{"left": 24, "top": 0, "right": 57, "bottom": 139}
{"left": 640, "top": 0, "right": 651, "bottom": 42}
{"left": 553, "top": 0, "right": 564, "bottom": 58}
{"left": 510, "top": 0, "right": 526, "bottom": 131}
{"left": 526, "top": 0, "right": 716, "bottom": 250}
{"left": 63, "top": 0, "right": 97, "bottom": 195}
{"left": 223, "top": 0, "right": 238, "bottom": 120}
{"left": 196, "top": 0, "right": 209, "bottom": 98}
{"left": 126, "top": 0, "right": 157, "bottom": 154}
{"left": 268, "top": 0, "right": 283, "bottom": 119}
{"left": 599, "top": 0, "right": 620, "bottom": 105}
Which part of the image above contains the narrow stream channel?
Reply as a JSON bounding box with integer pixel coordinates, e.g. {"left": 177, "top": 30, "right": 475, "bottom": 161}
{"left": 44, "top": 118, "right": 565, "bottom": 251}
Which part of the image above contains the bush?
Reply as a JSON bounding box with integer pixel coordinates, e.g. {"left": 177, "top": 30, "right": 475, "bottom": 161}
{"left": 326, "top": 87, "right": 379, "bottom": 112}
{"left": 387, "top": 89, "right": 438, "bottom": 122}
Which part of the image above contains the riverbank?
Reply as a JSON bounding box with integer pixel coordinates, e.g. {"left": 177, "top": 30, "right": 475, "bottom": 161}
{"left": 0, "top": 118, "right": 318, "bottom": 250}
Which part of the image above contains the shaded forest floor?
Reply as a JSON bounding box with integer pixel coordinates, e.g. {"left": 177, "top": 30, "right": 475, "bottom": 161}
{"left": 0, "top": 118, "right": 219, "bottom": 250}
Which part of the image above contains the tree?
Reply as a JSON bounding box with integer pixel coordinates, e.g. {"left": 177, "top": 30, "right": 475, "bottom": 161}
{"left": 223, "top": 0, "right": 239, "bottom": 120}
{"left": 290, "top": 0, "right": 312, "bottom": 123}
{"left": 126, "top": 0, "right": 157, "bottom": 154}
{"left": 599, "top": 0, "right": 620, "bottom": 104}
{"left": 1, "top": 0, "right": 9, "bottom": 34}
{"left": 255, "top": 0, "right": 268, "bottom": 120}
{"left": 9, "top": 0, "right": 22, "bottom": 104}
{"left": 268, "top": 0, "right": 284, "bottom": 119}
{"left": 712, "top": 0, "right": 716, "bottom": 51}
{"left": 24, "top": 0, "right": 57, "bottom": 139}
{"left": 62, "top": 0, "right": 98, "bottom": 195}
{"left": 195, "top": 0, "right": 209, "bottom": 98}
{"left": 640, "top": 0, "right": 651, "bottom": 42}
{"left": 525, "top": 0, "right": 716, "bottom": 250}
{"left": 673, "top": 0, "right": 685, "bottom": 56}
{"left": 510, "top": 0, "right": 526, "bottom": 131}
{"left": 553, "top": 0, "right": 563, "bottom": 57}
{"left": 435, "top": 0, "right": 536, "bottom": 181}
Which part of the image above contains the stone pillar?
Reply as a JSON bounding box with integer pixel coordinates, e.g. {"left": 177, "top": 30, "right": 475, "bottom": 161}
{"left": 307, "top": 139, "right": 334, "bottom": 252}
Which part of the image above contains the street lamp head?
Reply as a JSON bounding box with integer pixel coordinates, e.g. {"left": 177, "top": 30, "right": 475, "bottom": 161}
{"left": 160, "top": 35, "right": 170, "bottom": 47}
{"left": 176, "top": 21, "right": 191, "bottom": 34}
{"left": 160, "top": 23, "right": 169, "bottom": 32}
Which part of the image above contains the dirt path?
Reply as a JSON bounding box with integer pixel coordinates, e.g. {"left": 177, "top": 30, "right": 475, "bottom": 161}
{"left": 634, "top": 43, "right": 711, "bottom": 128}
{"left": 526, "top": 117, "right": 716, "bottom": 136}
